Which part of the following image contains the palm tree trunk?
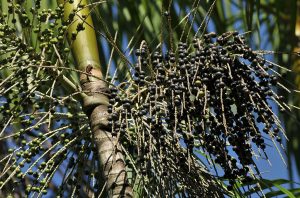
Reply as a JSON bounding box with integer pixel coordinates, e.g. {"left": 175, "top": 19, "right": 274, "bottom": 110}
{"left": 57, "top": 0, "right": 133, "bottom": 197}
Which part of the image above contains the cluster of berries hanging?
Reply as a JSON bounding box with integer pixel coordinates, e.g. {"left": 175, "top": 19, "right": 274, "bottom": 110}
{"left": 0, "top": 5, "right": 104, "bottom": 196}
{"left": 108, "top": 31, "right": 286, "bottom": 191}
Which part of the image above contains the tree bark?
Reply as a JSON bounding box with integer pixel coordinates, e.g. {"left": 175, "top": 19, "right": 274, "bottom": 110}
{"left": 80, "top": 66, "right": 132, "bottom": 197}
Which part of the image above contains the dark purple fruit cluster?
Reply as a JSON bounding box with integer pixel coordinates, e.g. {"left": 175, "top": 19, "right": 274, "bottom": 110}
{"left": 108, "top": 31, "right": 285, "bottom": 191}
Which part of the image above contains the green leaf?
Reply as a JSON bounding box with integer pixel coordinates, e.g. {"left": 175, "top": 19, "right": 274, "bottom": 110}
{"left": 243, "top": 179, "right": 300, "bottom": 197}
{"left": 245, "top": 0, "right": 254, "bottom": 31}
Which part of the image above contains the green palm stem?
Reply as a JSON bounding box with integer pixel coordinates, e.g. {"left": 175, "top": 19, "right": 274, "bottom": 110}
{"left": 57, "top": 0, "right": 133, "bottom": 197}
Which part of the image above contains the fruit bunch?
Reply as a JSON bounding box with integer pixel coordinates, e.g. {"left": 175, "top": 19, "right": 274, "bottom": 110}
{"left": 109, "top": 31, "right": 285, "bottom": 191}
